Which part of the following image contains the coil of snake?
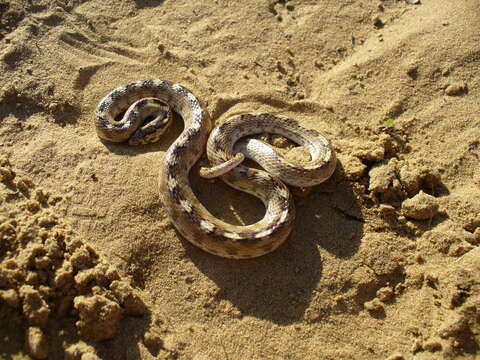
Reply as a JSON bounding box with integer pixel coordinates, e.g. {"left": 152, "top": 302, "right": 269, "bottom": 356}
{"left": 95, "top": 80, "right": 337, "bottom": 259}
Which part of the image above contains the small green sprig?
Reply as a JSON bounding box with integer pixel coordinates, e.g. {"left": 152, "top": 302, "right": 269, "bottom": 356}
{"left": 380, "top": 118, "right": 395, "bottom": 129}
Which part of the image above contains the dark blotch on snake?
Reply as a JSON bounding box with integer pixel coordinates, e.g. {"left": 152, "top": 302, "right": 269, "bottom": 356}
{"left": 272, "top": 182, "right": 285, "bottom": 193}
{"left": 210, "top": 231, "right": 229, "bottom": 242}
{"left": 167, "top": 161, "right": 177, "bottom": 173}
{"left": 125, "top": 82, "right": 137, "bottom": 91}
{"left": 184, "top": 128, "right": 198, "bottom": 140}
{"left": 278, "top": 196, "right": 290, "bottom": 212}
{"left": 96, "top": 115, "right": 108, "bottom": 124}
{"left": 97, "top": 101, "right": 108, "bottom": 113}
{"left": 212, "top": 138, "right": 223, "bottom": 152}
{"left": 172, "top": 143, "right": 187, "bottom": 155}
{"left": 109, "top": 90, "right": 123, "bottom": 102}
{"left": 176, "top": 86, "right": 189, "bottom": 96}
{"left": 170, "top": 185, "right": 183, "bottom": 203}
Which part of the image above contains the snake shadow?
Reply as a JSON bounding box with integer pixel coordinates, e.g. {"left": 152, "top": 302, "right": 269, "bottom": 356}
{"left": 184, "top": 160, "right": 364, "bottom": 325}
{"left": 134, "top": 0, "right": 165, "bottom": 8}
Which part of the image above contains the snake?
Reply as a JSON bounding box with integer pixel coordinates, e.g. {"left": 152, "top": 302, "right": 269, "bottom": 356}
{"left": 95, "top": 80, "right": 337, "bottom": 259}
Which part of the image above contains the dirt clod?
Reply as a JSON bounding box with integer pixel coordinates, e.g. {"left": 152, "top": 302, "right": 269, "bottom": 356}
{"left": 26, "top": 327, "right": 48, "bottom": 359}
{"left": 74, "top": 295, "right": 124, "bottom": 341}
{"left": 445, "top": 81, "right": 467, "bottom": 96}
{"left": 402, "top": 191, "right": 439, "bottom": 220}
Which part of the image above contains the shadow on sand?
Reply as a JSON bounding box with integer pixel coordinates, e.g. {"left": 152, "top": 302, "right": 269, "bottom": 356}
{"left": 183, "top": 160, "right": 364, "bottom": 325}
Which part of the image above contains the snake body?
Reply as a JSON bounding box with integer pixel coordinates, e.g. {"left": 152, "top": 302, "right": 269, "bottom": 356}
{"left": 95, "top": 80, "right": 337, "bottom": 259}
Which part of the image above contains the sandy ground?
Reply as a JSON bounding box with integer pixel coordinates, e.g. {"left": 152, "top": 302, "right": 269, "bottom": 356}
{"left": 1, "top": 0, "right": 479, "bottom": 359}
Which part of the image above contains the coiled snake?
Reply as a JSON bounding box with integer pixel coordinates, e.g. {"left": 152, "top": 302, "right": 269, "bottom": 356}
{"left": 95, "top": 80, "right": 336, "bottom": 259}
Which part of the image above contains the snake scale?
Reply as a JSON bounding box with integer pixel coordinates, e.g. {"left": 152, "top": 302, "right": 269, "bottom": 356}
{"left": 95, "top": 80, "right": 337, "bottom": 259}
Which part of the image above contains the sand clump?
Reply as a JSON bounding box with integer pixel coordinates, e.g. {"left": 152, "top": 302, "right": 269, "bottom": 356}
{"left": 413, "top": 249, "right": 480, "bottom": 358}
{"left": 0, "top": 154, "right": 149, "bottom": 357}
{"left": 444, "top": 81, "right": 468, "bottom": 96}
{"left": 401, "top": 190, "right": 439, "bottom": 220}
{"left": 73, "top": 295, "right": 124, "bottom": 341}
{"left": 64, "top": 342, "right": 100, "bottom": 360}
{"left": 26, "top": 326, "right": 48, "bottom": 360}
{"left": 368, "top": 157, "right": 441, "bottom": 203}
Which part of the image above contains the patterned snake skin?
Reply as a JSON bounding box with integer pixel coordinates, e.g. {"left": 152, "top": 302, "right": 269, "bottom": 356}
{"left": 95, "top": 80, "right": 337, "bottom": 258}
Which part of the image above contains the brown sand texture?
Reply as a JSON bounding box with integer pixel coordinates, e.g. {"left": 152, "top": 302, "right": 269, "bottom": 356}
{"left": 1, "top": 0, "right": 479, "bottom": 359}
